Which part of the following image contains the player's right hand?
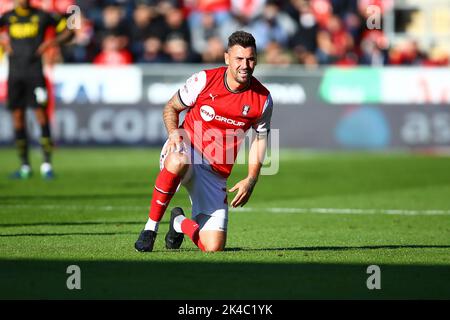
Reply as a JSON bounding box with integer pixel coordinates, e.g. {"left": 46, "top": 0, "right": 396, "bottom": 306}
{"left": 163, "top": 129, "right": 185, "bottom": 154}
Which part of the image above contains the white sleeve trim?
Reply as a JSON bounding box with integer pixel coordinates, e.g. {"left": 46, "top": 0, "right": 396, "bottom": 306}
{"left": 178, "top": 71, "right": 207, "bottom": 107}
{"left": 253, "top": 94, "right": 273, "bottom": 135}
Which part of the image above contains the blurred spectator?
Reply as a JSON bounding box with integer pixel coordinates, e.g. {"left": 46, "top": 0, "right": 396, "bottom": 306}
{"left": 161, "top": 2, "right": 191, "bottom": 43}
{"left": 343, "top": 11, "right": 362, "bottom": 44}
{"left": 359, "top": 30, "right": 389, "bottom": 65}
{"left": 423, "top": 46, "right": 450, "bottom": 66}
{"left": 138, "top": 35, "right": 169, "bottom": 63}
{"left": 288, "top": 0, "right": 319, "bottom": 63}
{"left": 335, "top": 51, "right": 358, "bottom": 66}
{"left": 164, "top": 34, "right": 200, "bottom": 63}
{"left": 185, "top": 0, "right": 232, "bottom": 32}
{"left": 218, "top": 11, "right": 256, "bottom": 50}
{"left": 325, "top": 15, "right": 355, "bottom": 60}
{"left": 260, "top": 40, "right": 293, "bottom": 65}
{"left": 310, "top": 0, "right": 333, "bottom": 28}
{"left": 130, "top": 1, "right": 166, "bottom": 59}
{"left": 93, "top": 33, "right": 133, "bottom": 65}
{"left": 251, "top": 0, "right": 297, "bottom": 50}
{"left": 201, "top": 35, "right": 225, "bottom": 63}
{"left": 331, "top": 0, "right": 358, "bottom": 18}
{"left": 358, "top": 0, "right": 393, "bottom": 16}
{"left": 52, "top": 0, "right": 76, "bottom": 14}
{"left": 62, "top": 12, "right": 96, "bottom": 63}
{"left": 293, "top": 46, "right": 318, "bottom": 67}
{"left": 231, "top": 0, "right": 266, "bottom": 21}
{"left": 1, "top": 0, "right": 447, "bottom": 66}
{"left": 389, "top": 39, "right": 425, "bottom": 65}
{"left": 97, "top": 3, "right": 129, "bottom": 36}
{"left": 315, "top": 30, "right": 337, "bottom": 64}
{"left": 0, "top": 0, "right": 14, "bottom": 14}
{"left": 76, "top": 0, "right": 104, "bottom": 26}
{"left": 190, "top": 12, "right": 221, "bottom": 55}
{"left": 93, "top": 3, "right": 130, "bottom": 58}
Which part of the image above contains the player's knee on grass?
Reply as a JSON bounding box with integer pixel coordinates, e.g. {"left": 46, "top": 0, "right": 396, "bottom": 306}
{"left": 203, "top": 243, "right": 224, "bottom": 252}
{"left": 200, "top": 231, "right": 226, "bottom": 252}
{"left": 164, "top": 152, "right": 190, "bottom": 176}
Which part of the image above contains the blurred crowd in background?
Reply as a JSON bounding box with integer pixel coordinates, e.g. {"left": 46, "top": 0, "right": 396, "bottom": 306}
{"left": 0, "top": 0, "right": 449, "bottom": 66}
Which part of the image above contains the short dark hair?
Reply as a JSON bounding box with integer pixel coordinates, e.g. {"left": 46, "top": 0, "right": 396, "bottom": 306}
{"left": 227, "top": 31, "right": 257, "bottom": 51}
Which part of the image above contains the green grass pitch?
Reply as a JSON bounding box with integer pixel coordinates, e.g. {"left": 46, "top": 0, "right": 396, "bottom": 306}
{"left": 0, "top": 148, "right": 449, "bottom": 299}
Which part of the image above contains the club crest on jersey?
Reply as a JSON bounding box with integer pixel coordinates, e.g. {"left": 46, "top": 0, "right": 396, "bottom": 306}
{"left": 242, "top": 105, "right": 251, "bottom": 116}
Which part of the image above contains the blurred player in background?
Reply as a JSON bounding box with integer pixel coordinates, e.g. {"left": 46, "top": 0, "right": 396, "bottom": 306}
{"left": 135, "top": 30, "right": 273, "bottom": 252}
{"left": 0, "top": 0, "right": 74, "bottom": 179}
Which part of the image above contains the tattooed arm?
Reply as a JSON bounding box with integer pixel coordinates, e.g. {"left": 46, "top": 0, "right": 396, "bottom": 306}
{"left": 162, "top": 93, "right": 188, "bottom": 154}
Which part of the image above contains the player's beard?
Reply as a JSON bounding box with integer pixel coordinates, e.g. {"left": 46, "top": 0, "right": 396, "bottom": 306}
{"left": 235, "top": 68, "right": 252, "bottom": 84}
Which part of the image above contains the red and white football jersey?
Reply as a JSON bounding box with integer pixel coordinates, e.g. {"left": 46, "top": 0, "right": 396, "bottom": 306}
{"left": 178, "top": 66, "right": 273, "bottom": 178}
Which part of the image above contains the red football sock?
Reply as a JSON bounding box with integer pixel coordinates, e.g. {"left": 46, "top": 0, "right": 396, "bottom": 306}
{"left": 181, "top": 218, "right": 206, "bottom": 252}
{"left": 148, "top": 168, "right": 181, "bottom": 222}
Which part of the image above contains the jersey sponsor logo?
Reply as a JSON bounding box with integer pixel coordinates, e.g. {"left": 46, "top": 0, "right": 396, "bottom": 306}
{"left": 215, "top": 115, "right": 245, "bottom": 127}
{"left": 200, "top": 105, "right": 215, "bottom": 122}
{"left": 200, "top": 105, "right": 246, "bottom": 127}
{"left": 10, "top": 22, "right": 39, "bottom": 39}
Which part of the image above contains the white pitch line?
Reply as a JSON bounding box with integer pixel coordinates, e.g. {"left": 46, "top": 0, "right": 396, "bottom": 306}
{"left": 233, "top": 207, "right": 450, "bottom": 216}
{"left": 1, "top": 204, "right": 450, "bottom": 216}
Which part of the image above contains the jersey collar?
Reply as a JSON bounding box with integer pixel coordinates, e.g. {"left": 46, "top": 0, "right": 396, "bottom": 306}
{"left": 15, "top": 6, "right": 31, "bottom": 16}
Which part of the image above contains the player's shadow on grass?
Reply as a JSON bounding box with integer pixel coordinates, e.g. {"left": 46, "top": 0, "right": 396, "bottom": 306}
{"left": 1, "top": 259, "right": 449, "bottom": 299}
{"left": 225, "top": 244, "right": 450, "bottom": 251}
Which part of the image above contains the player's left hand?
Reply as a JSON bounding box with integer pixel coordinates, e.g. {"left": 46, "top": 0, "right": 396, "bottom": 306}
{"left": 229, "top": 177, "right": 257, "bottom": 208}
{"left": 0, "top": 39, "right": 13, "bottom": 55}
